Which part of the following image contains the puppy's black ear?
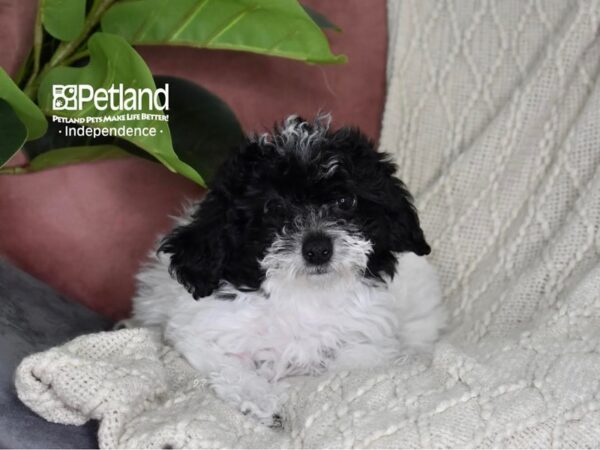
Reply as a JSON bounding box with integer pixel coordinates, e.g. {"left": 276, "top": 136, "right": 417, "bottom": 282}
{"left": 334, "top": 127, "right": 430, "bottom": 256}
{"left": 383, "top": 173, "right": 431, "bottom": 256}
{"left": 158, "top": 193, "right": 232, "bottom": 299}
{"left": 370, "top": 151, "right": 430, "bottom": 256}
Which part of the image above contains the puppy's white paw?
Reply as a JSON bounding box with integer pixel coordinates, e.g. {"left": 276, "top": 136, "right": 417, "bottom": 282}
{"left": 210, "top": 368, "right": 287, "bottom": 426}
{"left": 240, "top": 396, "right": 282, "bottom": 426}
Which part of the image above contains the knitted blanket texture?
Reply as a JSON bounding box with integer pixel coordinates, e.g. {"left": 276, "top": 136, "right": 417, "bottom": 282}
{"left": 15, "top": 0, "right": 600, "bottom": 447}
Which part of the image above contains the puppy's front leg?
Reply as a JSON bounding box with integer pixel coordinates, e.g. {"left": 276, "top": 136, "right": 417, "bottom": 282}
{"left": 209, "top": 361, "right": 287, "bottom": 426}
{"left": 182, "top": 348, "right": 286, "bottom": 426}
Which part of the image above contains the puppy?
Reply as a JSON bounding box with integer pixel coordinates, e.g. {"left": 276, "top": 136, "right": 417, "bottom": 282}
{"left": 132, "top": 115, "right": 445, "bottom": 425}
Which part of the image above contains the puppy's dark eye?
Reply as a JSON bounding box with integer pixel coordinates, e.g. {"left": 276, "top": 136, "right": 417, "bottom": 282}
{"left": 264, "top": 199, "right": 285, "bottom": 215}
{"left": 334, "top": 195, "right": 357, "bottom": 212}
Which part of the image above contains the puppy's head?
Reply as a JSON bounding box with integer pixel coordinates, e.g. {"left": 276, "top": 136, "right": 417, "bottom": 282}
{"left": 159, "top": 115, "right": 430, "bottom": 299}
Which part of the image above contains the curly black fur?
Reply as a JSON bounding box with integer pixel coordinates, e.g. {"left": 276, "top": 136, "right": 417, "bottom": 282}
{"left": 159, "top": 116, "right": 430, "bottom": 300}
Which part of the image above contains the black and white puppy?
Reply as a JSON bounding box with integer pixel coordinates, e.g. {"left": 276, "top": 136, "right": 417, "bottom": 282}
{"left": 132, "top": 115, "right": 445, "bottom": 425}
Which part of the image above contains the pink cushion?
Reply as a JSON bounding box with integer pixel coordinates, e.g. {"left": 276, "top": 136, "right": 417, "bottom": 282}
{"left": 0, "top": 0, "right": 387, "bottom": 319}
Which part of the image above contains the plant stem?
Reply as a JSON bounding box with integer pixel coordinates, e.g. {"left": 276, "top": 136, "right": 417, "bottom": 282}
{"left": 22, "top": 6, "right": 44, "bottom": 98}
{"left": 14, "top": 51, "right": 32, "bottom": 88}
{"left": 23, "top": 0, "right": 117, "bottom": 100}
{"left": 0, "top": 165, "right": 29, "bottom": 175}
{"left": 61, "top": 49, "right": 91, "bottom": 67}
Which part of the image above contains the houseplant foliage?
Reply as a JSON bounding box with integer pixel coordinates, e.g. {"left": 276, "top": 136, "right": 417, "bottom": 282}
{"left": 0, "top": 0, "right": 344, "bottom": 187}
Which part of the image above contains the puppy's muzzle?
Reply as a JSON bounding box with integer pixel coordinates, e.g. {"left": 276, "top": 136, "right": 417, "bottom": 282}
{"left": 302, "top": 232, "right": 333, "bottom": 265}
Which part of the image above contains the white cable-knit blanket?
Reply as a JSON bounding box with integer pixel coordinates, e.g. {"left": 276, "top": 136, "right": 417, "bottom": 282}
{"left": 15, "top": 0, "right": 600, "bottom": 447}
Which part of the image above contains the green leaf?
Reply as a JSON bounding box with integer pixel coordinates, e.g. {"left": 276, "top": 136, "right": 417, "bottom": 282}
{"left": 0, "top": 99, "right": 28, "bottom": 167}
{"left": 0, "top": 67, "right": 48, "bottom": 140}
{"left": 301, "top": 4, "right": 342, "bottom": 32}
{"left": 28, "top": 145, "right": 130, "bottom": 172}
{"left": 101, "top": 0, "right": 346, "bottom": 64}
{"left": 41, "top": 0, "right": 86, "bottom": 42}
{"left": 155, "top": 76, "right": 244, "bottom": 186}
{"left": 0, "top": 67, "right": 48, "bottom": 166}
{"left": 37, "top": 32, "right": 206, "bottom": 186}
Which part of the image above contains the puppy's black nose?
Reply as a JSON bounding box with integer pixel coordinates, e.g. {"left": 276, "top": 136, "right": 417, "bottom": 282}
{"left": 302, "top": 233, "right": 333, "bottom": 265}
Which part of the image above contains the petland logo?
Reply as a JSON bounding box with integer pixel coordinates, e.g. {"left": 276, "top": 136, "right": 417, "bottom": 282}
{"left": 52, "top": 84, "right": 169, "bottom": 112}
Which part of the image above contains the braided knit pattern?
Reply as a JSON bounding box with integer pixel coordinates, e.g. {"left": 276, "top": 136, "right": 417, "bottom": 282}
{"left": 14, "top": 0, "right": 600, "bottom": 447}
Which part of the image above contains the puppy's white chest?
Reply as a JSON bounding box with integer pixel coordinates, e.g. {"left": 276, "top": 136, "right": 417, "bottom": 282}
{"left": 166, "top": 281, "right": 389, "bottom": 377}
{"left": 144, "top": 252, "right": 444, "bottom": 384}
{"left": 249, "top": 317, "right": 340, "bottom": 379}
